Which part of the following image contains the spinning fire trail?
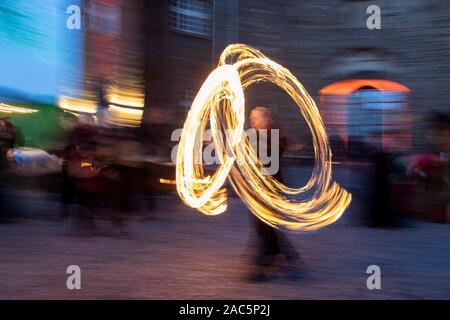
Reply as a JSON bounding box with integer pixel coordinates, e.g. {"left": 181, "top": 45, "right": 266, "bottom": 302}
{"left": 176, "top": 44, "right": 352, "bottom": 231}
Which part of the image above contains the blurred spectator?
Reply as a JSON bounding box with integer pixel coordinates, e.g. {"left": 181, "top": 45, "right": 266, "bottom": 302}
{"left": 413, "top": 112, "right": 450, "bottom": 222}
{"left": 94, "top": 77, "right": 110, "bottom": 127}
{"left": 370, "top": 148, "right": 394, "bottom": 227}
{"left": 329, "top": 129, "right": 346, "bottom": 161}
{"left": 0, "top": 117, "right": 23, "bottom": 220}
{"left": 61, "top": 114, "right": 99, "bottom": 222}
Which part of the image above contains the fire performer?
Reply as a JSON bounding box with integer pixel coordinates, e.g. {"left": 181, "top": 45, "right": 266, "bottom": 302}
{"left": 247, "top": 107, "right": 303, "bottom": 281}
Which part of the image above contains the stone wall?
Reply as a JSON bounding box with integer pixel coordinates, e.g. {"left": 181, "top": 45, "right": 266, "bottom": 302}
{"left": 142, "top": 0, "right": 450, "bottom": 149}
{"left": 238, "top": 0, "right": 450, "bottom": 149}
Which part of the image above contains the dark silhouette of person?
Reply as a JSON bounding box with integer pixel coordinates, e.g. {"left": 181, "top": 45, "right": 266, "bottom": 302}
{"left": 0, "top": 117, "right": 23, "bottom": 220}
{"left": 246, "top": 107, "right": 301, "bottom": 281}
{"left": 61, "top": 114, "right": 99, "bottom": 228}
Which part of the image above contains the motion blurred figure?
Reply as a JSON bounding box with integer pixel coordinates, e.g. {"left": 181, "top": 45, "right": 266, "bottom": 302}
{"left": 62, "top": 114, "right": 99, "bottom": 231}
{"left": 370, "top": 146, "right": 394, "bottom": 227}
{"left": 94, "top": 77, "right": 110, "bottom": 127}
{"left": 329, "top": 129, "right": 346, "bottom": 161}
{"left": 0, "top": 117, "right": 17, "bottom": 169}
{"left": 0, "top": 117, "right": 22, "bottom": 220}
{"left": 418, "top": 112, "right": 450, "bottom": 222}
{"left": 246, "top": 107, "right": 302, "bottom": 281}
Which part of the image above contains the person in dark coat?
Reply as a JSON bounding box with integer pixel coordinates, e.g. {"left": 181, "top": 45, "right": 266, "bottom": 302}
{"left": 0, "top": 117, "right": 23, "bottom": 220}
{"left": 246, "top": 107, "right": 302, "bottom": 281}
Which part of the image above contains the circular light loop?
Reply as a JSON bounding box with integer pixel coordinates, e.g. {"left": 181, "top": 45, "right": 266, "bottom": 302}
{"left": 176, "top": 44, "right": 351, "bottom": 231}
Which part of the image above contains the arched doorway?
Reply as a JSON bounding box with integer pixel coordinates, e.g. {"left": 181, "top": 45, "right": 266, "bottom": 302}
{"left": 319, "top": 79, "right": 411, "bottom": 157}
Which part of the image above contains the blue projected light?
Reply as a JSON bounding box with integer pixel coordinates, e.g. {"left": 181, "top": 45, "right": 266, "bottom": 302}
{"left": 0, "top": 0, "right": 84, "bottom": 104}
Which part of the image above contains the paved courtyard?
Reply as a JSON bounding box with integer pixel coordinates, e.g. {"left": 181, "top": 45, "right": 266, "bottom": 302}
{"left": 0, "top": 188, "right": 449, "bottom": 299}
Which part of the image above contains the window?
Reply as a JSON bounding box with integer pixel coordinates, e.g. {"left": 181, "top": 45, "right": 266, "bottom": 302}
{"left": 87, "top": 1, "right": 121, "bottom": 36}
{"left": 170, "top": 0, "right": 212, "bottom": 37}
{"left": 319, "top": 79, "right": 411, "bottom": 152}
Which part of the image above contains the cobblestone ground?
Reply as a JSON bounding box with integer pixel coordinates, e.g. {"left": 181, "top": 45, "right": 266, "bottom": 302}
{"left": 0, "top": 166, "right": 449, "bottom": 299}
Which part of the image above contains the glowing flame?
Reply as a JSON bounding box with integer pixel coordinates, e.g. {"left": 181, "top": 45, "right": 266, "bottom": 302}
{"left": 0, "top": 103, "right": 39, "bottom": 114}
{"left": 176, "top": 44, "right": 352, "bottom": 231}
{"left": 107, "top": 104, "right": 144, "bottom": 127}
{"left": 58, "top": 96, "right": 97, "bottom": 114}
{"left": 106, "top": 86, "right": 145, "bottom": 127}
{"left": 159, "top": 178, "right": 176, "bottom": 185}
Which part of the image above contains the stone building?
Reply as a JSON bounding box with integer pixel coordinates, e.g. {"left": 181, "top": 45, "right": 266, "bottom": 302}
{"left": 84, "top": 0, "right": 450, "bottom": 151}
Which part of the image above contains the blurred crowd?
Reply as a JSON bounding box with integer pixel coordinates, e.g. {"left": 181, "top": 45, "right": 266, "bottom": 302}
{"left": 329, "top": 111, "right": 450, "bottom": 226}
{"left": 0, "top": 111, "right": 165, "bottom": 235}
{"left": 1, "top": 108, "right": 449, "bottom": 228}
{"left": 0, "top": 102, "right": 448, "bottom": 283}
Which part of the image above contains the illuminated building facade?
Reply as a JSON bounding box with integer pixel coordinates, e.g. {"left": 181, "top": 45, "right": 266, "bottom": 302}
{"left": 79, "top": 0, "right": 450, "bottom": 149}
